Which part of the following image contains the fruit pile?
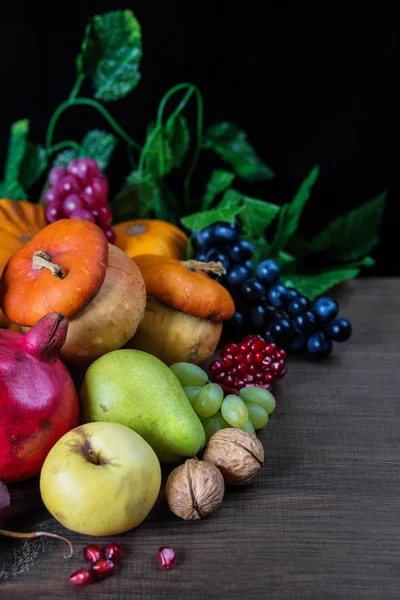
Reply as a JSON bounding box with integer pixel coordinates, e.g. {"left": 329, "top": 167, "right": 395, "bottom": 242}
{"left": 194, "top": 222, "right": 352, "bottom": 358}
{"left": 170, "top": 362, "right": 276, "bottom": 440}
{"left": 44, "top": 158, "right": 115, "bottom": 243}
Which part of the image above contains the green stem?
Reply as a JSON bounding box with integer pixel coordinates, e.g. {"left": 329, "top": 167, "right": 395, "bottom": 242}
{"left": 69, "top": 74, "right": 86, "bottom": 101}
{"left": 183, "top": 86, "right": 204, "bottom": 212}
{"left": 48, "top": 140, "right": 81, "bottom": 156}
{"left": 45, "top": 98, "right": 142, "bottom": 153}
{"left": 138, "top": 126, "right": 161, "bottom": 175}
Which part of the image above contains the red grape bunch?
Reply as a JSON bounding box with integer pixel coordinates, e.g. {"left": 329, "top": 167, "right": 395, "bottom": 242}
{"left": 44, "top": 158, "right": 115, "bottom": 243}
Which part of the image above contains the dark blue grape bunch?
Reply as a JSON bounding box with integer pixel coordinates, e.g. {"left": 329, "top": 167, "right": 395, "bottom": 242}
{"left": 194, "top": 224, "right": 352, "bottom": 359}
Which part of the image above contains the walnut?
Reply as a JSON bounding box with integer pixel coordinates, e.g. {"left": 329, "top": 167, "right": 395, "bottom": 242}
{"left": 203, "top": 428, "right": 264, "bottom": 485}
{"left": 165, "top": 458, "right": 225, "bottom": 520}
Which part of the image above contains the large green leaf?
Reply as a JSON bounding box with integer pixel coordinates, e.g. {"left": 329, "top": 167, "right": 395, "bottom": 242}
{"left": 112, "top": 171, "right": 161, "bottom": 222}
{"left": 144, "top": 122, "right": 173, "bottom": 179}
{"left": 81, "top": 130, "right": 116, "bottom": 170}
{"left": 77, "top": 10, "right": 142, "bottom": 102}
{"left": 4, "top": 120, "right": 29, "bottom": 185}
{"left": 181, "top": 205, "right": 244, "bottom": 232}
{"left": 309, "top": 192, "right": 387, "bottom": 262}
{"left": 283, "top": 267, "right": 361, "bottom": 301}
{"left": 204, "top": 122, "right": 275, "bottom": 182}
{"left": 202, "top": 170, "right": 235, "bottom": 210}
{"left": 217, "top": 188, "right": 242, "bottom": 210}
{"left": 19, "top": 142, "right": 48, "bottom": 191}
{"left": 240, "top": 196, "right": 280, "bottom": 239}
{"left": 166, "top": 115, "right": 190, "bottom": 169}
{"left": 270, "top": 165, "right": 319, "bottom": 254}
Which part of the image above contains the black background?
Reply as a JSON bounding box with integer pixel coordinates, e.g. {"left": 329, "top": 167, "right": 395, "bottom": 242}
{"left": 0, "top": 3, "right": 398, "bottom": 274}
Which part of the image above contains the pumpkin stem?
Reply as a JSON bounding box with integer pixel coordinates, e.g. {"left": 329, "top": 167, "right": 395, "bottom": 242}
{"left": 181, "top": 260, "right": 227, "bottom": 276}
{"left": 32, "top": 251, "right": 65, "bottom": 279}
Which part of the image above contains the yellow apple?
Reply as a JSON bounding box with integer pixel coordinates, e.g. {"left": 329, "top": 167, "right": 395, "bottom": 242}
{"left": 40, "top": 422, "right": 161, "bottom": 536}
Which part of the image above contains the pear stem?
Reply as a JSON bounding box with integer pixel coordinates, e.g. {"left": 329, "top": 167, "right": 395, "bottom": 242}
{"left": 0, "top": 528, "right": 73, "bottom": 559}
{"left": 181, "top": 260, "right": 226, "bottom": 276}
{"left": 32, "top": 251, "right": 65, "bottom": 279}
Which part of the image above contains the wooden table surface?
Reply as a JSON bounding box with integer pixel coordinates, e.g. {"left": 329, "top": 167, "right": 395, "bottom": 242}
{"left": 1, "top": 277, "right": 400, "bottom": 600}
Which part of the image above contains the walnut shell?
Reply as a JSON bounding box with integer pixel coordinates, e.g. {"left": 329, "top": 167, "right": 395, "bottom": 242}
{"left": 203, "top": 428, "right": 264, "bottom": 485}
{"left": 165, "top": 458, "right": 225, "bottom": 520}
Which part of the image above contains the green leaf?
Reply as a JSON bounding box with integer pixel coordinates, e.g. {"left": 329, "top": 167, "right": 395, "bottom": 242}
{"left": 252, "top": 236, "right": 271, "bottom": 265}
{"left": 204, "top": 122, "right": 275, "bottom": 182}
{"left": 166, "top": 116, "right": 190, "bottom": 169}
{"left": 309, "top": 192, "right": 387, "bottom": 262}
{"left": 112, "top": 171, "right": 161, "bottom": 222}
{"left": 270, "top": 165, "right": 319, "bottom": 254}
{"left": 4, "top": 120, "right": 29, "bottom": 184}
{"left": 202, "top": 170, "right": 235, "bottom": 210}
{"left": 145, "top": 122, "right": 173, "bottom": 179}
{"left": 19, "top": 143, "right": 48, "bottom": 191}
{"left": 152, "top": 182, "right": 180, "bottom": 225}
{"left": 81, "top": 130, "right": 117, "bottom": 170}
{"left": 277, "top": 251, "right": 297, "bottom": 269}
{"left": 181, "top": 205, "right": 244, "bottom": 232}
{"left": 217, "top": 188, "right": 242, "bottom": 210}
{"left": 241, "top": 196, "right": 280, "bottom": 239}
{"left": 77, "top": 10, "right": 142, "bottom": 102}
{"left": 282, "top": 267, "right": 361, "bottom": 301}
{"left": 52, "top": 149, "right": 79, "bottom": 168}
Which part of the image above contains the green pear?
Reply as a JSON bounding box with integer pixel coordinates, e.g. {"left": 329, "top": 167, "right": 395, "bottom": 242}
{"left": 80, "top": 349, "right": 206, "bottom": 462}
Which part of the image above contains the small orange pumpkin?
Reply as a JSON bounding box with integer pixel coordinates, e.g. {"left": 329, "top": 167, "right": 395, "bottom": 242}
{"left": 0, "top": 219, "right": 146, "bottom": 366}
{"left": 126, "top": 254, "right": 235, "bottom": 365}
{"left": 0, "top": 199, "right": 48, "bottom": 328}
{"left": 113, "top": 219, "right": 189, "bottom": 260}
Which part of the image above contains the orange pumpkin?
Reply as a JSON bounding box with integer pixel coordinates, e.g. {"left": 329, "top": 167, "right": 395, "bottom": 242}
{"left": 0, "top": 199, "right": 48, "bottom": 328}
{"left": 1, "top": 219, "right": 146, "bottom": 366}
{"left": 113, "top": 219, "right": 189, "bottom": 260}
{"left": 126, "top": 255, "right": 235, "bottom": 365}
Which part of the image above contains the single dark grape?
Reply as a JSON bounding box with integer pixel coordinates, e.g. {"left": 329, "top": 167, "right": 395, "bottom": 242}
{"left": 263, "top": 330, "right": 276, "bottom": 344}
{"left": 324, "top": 317, "right": 352, "bottom": 342}
{"left": 268, "top": 317, "right": 294, "bottom": 344}
{"left": 245, "top": 259, "right": 254, "bottom": 274}
{"left": 229, "top": 239, "right": 254, "bottom": 262}
{"left": 266, "top": 283, "right": 289, "bottom": 309}
{"left": 196, "top": 226, "right": 216, "bottom": 249}
{"left": 226, "top": 265, "right": 251, "bottom": 288}
{"left": 249, "top": 305, "right": 273, "bottom": 329}
{"left": 195, "top": 251, "right": 208, "bottom": 262}
{"left": 292, "top": 310, "right": 318, "bottom": 335}
{"left": 286, "top": 289, "right": 300, "bottom": 302}
{"left": 313, "top": 297, "right": 339, "bottom": 323}
{"left": 287, "top": 334, "right": 307, "bottom": 352}
{"left": 307, "top": 331, "right": 333, "bottom": 358}
{"left": 287, "top": 296, "right": 310, "bottom": 317}
{"left": 214, "top": 223, "right": 239, "bottom": 244}
{"left": 240, "top": 279, "right": 266, "bottom": 302}
{"left": 228, "top": 311, "right": 246, "bottom": 333}
{"left": 256, "top": 259, "right": 281, "bottom": 285}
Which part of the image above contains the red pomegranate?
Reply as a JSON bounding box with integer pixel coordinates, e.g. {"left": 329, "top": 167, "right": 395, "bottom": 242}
{"left": 0, "top": 312, "right": 79, "bottom": 483}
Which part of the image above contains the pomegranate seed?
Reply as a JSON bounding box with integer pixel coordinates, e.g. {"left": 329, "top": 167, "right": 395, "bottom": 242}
{"left": 264, "top": 373, "right": 274, "bottom": 383}
{"left": 216, "top": 372, "right": 226, "bottom": 382}
{"left": 209, "top": 360, "right": 223, "bottom": 375}
{"left": 241, "top": 335, "right": 256, "bottom": 344}
{"left": 225, "top": 343, "right": 237, "bottom": 354}
{"left": 271, "top": 362, "right": 281, "bottom": 374}
{"left": 262, "top": 356, "right": 272, "bottom": 367}
{"left": 234, "top": 353, "right": 243, "bottom": 363}
{"left": 104, "top": 543, "right": 122, "bottom": 563}
{"left": 84, "top": 544, "right": 104, "bottom": 563}
{"left": 244, "top": 374, "right": 254, "bottom": 383}
{"left": 222, "top": 354, "right": 233, "bottom": 367}
{"left": 248, "top": 364, "right": 257, "bottom": 374}
{"left": 253, "top": 351, "right": 263, "bottom": 364}
{"left": 265, "top": 344, "right": 277, "bottom": 355}
{"left": 69, "top": 568, "right": 95, "bottom": 587}
{"left": 250, "top": 340, "right": 264, "bottom": 352}
{"left": 225, "top": 374, "right": 234, "bottom": 385}
{"left": 275, "top": 349, "right": 287, "bottom": 360}
{"left": 255, "top": 372, "right": 263, "bottom": 380}
{"left": 239, "top": 343, "right": 248, "bottom": 352}
{"left": 91, "top": 558, "right": 115, "bottom": 579}
{"left": 237, "top": 363, "right": 248, "bottom": 375}
{"left": 157, "top": 547, "right": 177, "bottom": 570}
{"left": 244, "top": 352, "right": 253, "bottom": 364}
{"left": 236, "top": 378, "right": 245, "bottom": 388}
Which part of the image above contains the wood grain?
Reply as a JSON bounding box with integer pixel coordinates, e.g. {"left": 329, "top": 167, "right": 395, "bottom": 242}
{"left": 1, "top": 278, "right": 400, "bottom": 599}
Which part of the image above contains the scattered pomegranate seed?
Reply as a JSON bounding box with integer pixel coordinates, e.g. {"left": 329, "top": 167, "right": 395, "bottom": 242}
{"left": 83, "top": 544, "right": 104, "bottom": 563}
{"left": 209, "top": 335, "right": 287, "bottom": 394}
{"left": 104, "top": 542, "right": 123, "bottom": 563}
{"left": 91, "top": 558, "right": 115, "bottom": 579}
{"left": 157, "top": 546, "right": 177, "bottom": 570}
{"left": 69, "top": 567, "right": 95, "bottom": 587}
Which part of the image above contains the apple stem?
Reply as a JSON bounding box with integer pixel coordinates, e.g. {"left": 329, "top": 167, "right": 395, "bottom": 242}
{"left": 0, "top": 528, "right": 73, "bottom": 559}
